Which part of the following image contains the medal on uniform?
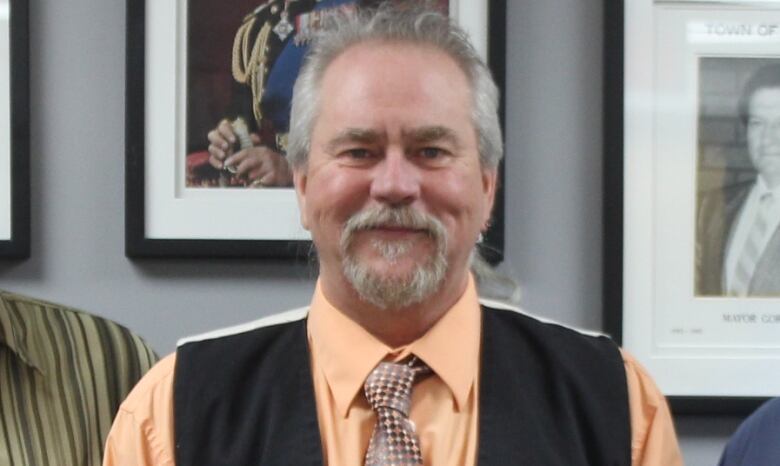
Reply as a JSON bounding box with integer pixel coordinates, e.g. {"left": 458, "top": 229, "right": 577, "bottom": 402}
{"left": 274, "top": 1, "right": 294, "bottom": 41}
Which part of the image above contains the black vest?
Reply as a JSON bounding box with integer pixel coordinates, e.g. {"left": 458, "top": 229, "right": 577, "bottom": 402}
{"left": 174, "top": 305, "right": 631, "bottom": 465}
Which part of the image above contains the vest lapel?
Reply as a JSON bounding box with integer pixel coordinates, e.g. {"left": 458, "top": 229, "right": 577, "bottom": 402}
{"left": 475, "top": 306, "right": 631, "bottom": 466}
{"left": 174, "top": 319, "right": 324, "bottom": 466}
{"left": 477, "top": 308, "right": 530, "bottom": 465}
{"left": 271, "top": 319, "right": 324, "bottom": 465}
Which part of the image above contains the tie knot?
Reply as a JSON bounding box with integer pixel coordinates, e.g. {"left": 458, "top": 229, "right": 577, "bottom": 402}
{"left": 364, "top": 358, "right": 429, "bottom": 416}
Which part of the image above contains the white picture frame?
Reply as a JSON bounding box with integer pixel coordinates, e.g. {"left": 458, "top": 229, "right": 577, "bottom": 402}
{"left": 606, "top": 0, "right": 780, "bottom": 413}
{"left": 125, "top": 0, "right": 505, "bottom": 259}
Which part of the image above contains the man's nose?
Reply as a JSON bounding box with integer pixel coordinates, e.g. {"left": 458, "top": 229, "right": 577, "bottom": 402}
{"left": 369, "top": 149, "right": 421, "bottom": 206}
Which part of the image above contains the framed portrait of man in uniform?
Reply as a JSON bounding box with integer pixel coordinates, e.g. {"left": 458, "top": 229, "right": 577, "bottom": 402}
{"left": 184, "top": 0, "right": 451, "bottom": 190}
{"left": 125, "top": 0, "right": 506, "bottom": 259}
{"left": 0, "top": 0, "right": 29, "bottom": 259}
{"left": 605, "top": 0, "right": 780, "bottom": 414}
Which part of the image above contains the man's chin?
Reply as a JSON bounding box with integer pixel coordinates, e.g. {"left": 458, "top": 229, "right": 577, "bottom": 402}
{"left": 358, "top": 253, "right": 427, "bottom": 272}
{"left": 341, "top": 256, "right": 447, "bottom": 311}
{"left": 359, "top": 267, "right": 420, "bottom": 289}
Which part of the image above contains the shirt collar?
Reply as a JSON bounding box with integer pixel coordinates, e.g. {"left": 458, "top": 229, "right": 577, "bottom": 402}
{"left": 0, "top": 291, "right": 44, "bottom": 372}
{"left": 751, "top": 179, "right": 780, "bottom": 217}
{"left": 307, "top": 275, "right": 481, "bottom": 418}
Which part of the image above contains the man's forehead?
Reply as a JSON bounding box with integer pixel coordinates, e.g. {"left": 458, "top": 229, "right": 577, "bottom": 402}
{"left": 320, "top": 40, "right": 469, "bottom": 88}
{"left": 308, "top": 40, "right": 478, "bottom": 151}
{"left": 331, "top": 39, "right": 454, "bottom": 63}
{"left": 322, "top": 125, "right": 465, "bottom": 151}
{"left": 750, "top": 86, "right": 780, "bottom": 106}
{"left": 328, "top": 126, "right": 460, "bottom": 140}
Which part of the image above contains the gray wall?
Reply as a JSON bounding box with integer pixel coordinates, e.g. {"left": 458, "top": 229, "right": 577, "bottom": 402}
{"left": 0, "top": 0, "right": 745, "bottom": 464}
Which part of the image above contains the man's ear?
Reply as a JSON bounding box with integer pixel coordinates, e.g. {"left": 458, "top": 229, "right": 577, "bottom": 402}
{"left": 293, "top": 167, "right": 310, "bottom": 231}
{"left": 481, "top": 167, "right": 498, "bottom": 228}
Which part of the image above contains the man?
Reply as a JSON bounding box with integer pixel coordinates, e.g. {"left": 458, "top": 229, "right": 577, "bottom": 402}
{"left": 204, "top": 0, "right": 360, "bottom": 188}
{"left": 718, "top": 398, "right": 780, "bottom": 465}
{"left": 104, "top": 4, "right": 681, "bottom": 465}
{"left": 0, "top": 290, "right": 157, "bottom": 466}
{"left": 697, "top": 63, "right": 780, "bottom": 296}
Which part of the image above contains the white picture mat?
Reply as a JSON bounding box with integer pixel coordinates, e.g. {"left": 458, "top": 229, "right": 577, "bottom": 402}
{"left": 624, "top": 0, "right": 780, "bottom": 397}
{"left": 0, "top": 0, "right": 10, "bottom": 241}
{"left": 144, "top": 0, "right": 489, "bottom": 241}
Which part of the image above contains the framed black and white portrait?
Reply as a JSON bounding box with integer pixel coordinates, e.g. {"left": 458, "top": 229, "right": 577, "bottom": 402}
{"left": 604, "top": 0, "right": 780, "bottom": 414}
{"left": 696, "top": 57, "right": 780, "bottom": 298}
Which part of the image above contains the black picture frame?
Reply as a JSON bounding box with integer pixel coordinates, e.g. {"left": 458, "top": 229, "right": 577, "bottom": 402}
{"left": 125, "top": 0, "right": 505, "bottom": 260}
{"left": 603, "top": 0, "right": 776, "bottom": 415}
{"left": 0, "top": 0, "right": 30, "bottom": 259}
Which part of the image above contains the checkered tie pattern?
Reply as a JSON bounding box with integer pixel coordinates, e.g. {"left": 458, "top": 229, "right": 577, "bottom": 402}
{"left": 730, "top": 192, "right": 775, "bottom": 296}
{"left": 363, "top": 357, "right": 431, "bottom": 466}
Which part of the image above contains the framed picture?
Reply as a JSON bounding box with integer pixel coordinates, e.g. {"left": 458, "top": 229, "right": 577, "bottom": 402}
{"left": 605, "top": 0, "right": 780, "bottom": 414}
{"left": 0, "top": 0, "right": 29, "bottom": 259}
{"left": 125, "top": 0, "right": 506, "bottom": 259}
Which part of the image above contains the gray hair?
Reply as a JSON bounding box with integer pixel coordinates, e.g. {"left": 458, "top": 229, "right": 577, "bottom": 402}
{"left": 470, "top": 251, "right": 522, "bottom": 305}
{"left": 287, "top": 1, "right": 503, "bottom": 169}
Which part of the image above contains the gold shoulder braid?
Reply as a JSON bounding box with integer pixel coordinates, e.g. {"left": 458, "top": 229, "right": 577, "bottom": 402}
{"left": 232, "top": 16, "right": 272, "bottom": 126}
{"left": 249, "top": 24, "right": 272, "bottom": 126}
{"left": 231, "top": 17, "right": 254, "bottom": 83}
{"left": 231, "top": 3, "right": 272, "bottom": 83}
{"left": 229, "top": 1, "right": 316, "bottom": 151}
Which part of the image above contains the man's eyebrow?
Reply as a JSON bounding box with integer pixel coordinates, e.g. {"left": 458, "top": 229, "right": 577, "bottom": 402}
{"left": 403, "top": 126, "right": 462, "bottom": 147}
{"left": 324, "top": 128, "right": 383, "bottom": 152}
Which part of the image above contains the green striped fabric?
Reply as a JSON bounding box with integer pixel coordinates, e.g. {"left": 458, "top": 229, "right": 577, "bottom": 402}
{"left": 0, "top": 291, "right": 158, "bottom": 466}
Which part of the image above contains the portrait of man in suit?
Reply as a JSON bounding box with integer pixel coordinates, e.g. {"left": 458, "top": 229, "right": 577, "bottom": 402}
{"left": 696, "top": 60, "right": 780, "bottom": 296}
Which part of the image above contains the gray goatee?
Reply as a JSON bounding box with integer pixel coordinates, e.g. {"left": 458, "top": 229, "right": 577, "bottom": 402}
{"left": 340, "top": 206, "right": 448, "bottom": 310}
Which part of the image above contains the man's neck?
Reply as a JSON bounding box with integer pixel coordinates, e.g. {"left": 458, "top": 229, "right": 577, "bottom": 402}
{"left": 318, "top": 269, "right": 470, "bottom": 348}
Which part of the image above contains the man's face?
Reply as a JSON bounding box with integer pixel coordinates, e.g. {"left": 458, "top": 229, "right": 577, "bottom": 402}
{"left": 293, "top": 41, "right": 497, "bottom": 309}
{"left": 747, "top": 87, "right": 780, "bottom": 188}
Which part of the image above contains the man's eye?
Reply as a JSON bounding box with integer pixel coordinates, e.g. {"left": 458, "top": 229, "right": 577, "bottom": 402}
{"left": 336, "top": 148, "right": 376, "bottom": 166}
{"left": 344, "top": 148, "right": 371, "bottom": 159}
{"left": 419, "top": 147, "right": 445, "bottom": 159}
{"left": 748, "top": 118, "right": 764, "bottom": 129}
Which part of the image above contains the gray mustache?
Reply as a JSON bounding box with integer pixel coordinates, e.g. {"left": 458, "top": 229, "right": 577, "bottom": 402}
{"left": 342, "top": 207, "right": 446, "bottom": 239}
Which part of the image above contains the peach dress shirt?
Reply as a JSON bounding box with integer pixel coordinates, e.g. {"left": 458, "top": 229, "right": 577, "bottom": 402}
{"left": 103, "top": 278, "right": 682, "bottom": 466}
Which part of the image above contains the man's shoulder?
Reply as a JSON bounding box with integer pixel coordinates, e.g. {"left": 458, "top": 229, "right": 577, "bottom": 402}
{"left": 732, "top": 397, "right": 780, "bottom": 439}
{"left": 116, "top": 353, "right": 177, "bottom": 416}
{"left": 240, "top": 1, "right": 274, "bottom": 23}
{"left": 1, "top": 289, "right": 99, "bottom": 323}
{"left": 1, "top": 289, "right": 144, "bottom": 335}
{"left": 0, "top": 289, "right": 158, "bottom": 365}
{"left": 116, "top": 306, "right": 310, "bottom": 425}
{"left": 479, "top": 298, "right": 623, "bottom": 373}
{"left": 479, "top": 297, "right": 614, "bottom": 344}
{"left": 176, "top": 306, "right": 309, "bottom": 348}
{"left": 699, "top": 178, "right": 755, "bottom": 211}
{"left": 174, "top": 307, "right": 310, "bottom": 380}
{"left": 701, "top": 178, "right": 755, "bottom": 195}
{"left": 720, "top": 398, "right": 780, "bottom": 465}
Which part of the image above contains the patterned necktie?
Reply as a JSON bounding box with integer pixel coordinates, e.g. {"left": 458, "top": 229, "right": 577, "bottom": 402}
{"left": 363, "top": 357, "right": 431, "bottom": 466}
{"left": 730, "top": 192, "right": 775, "bottom": 296}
